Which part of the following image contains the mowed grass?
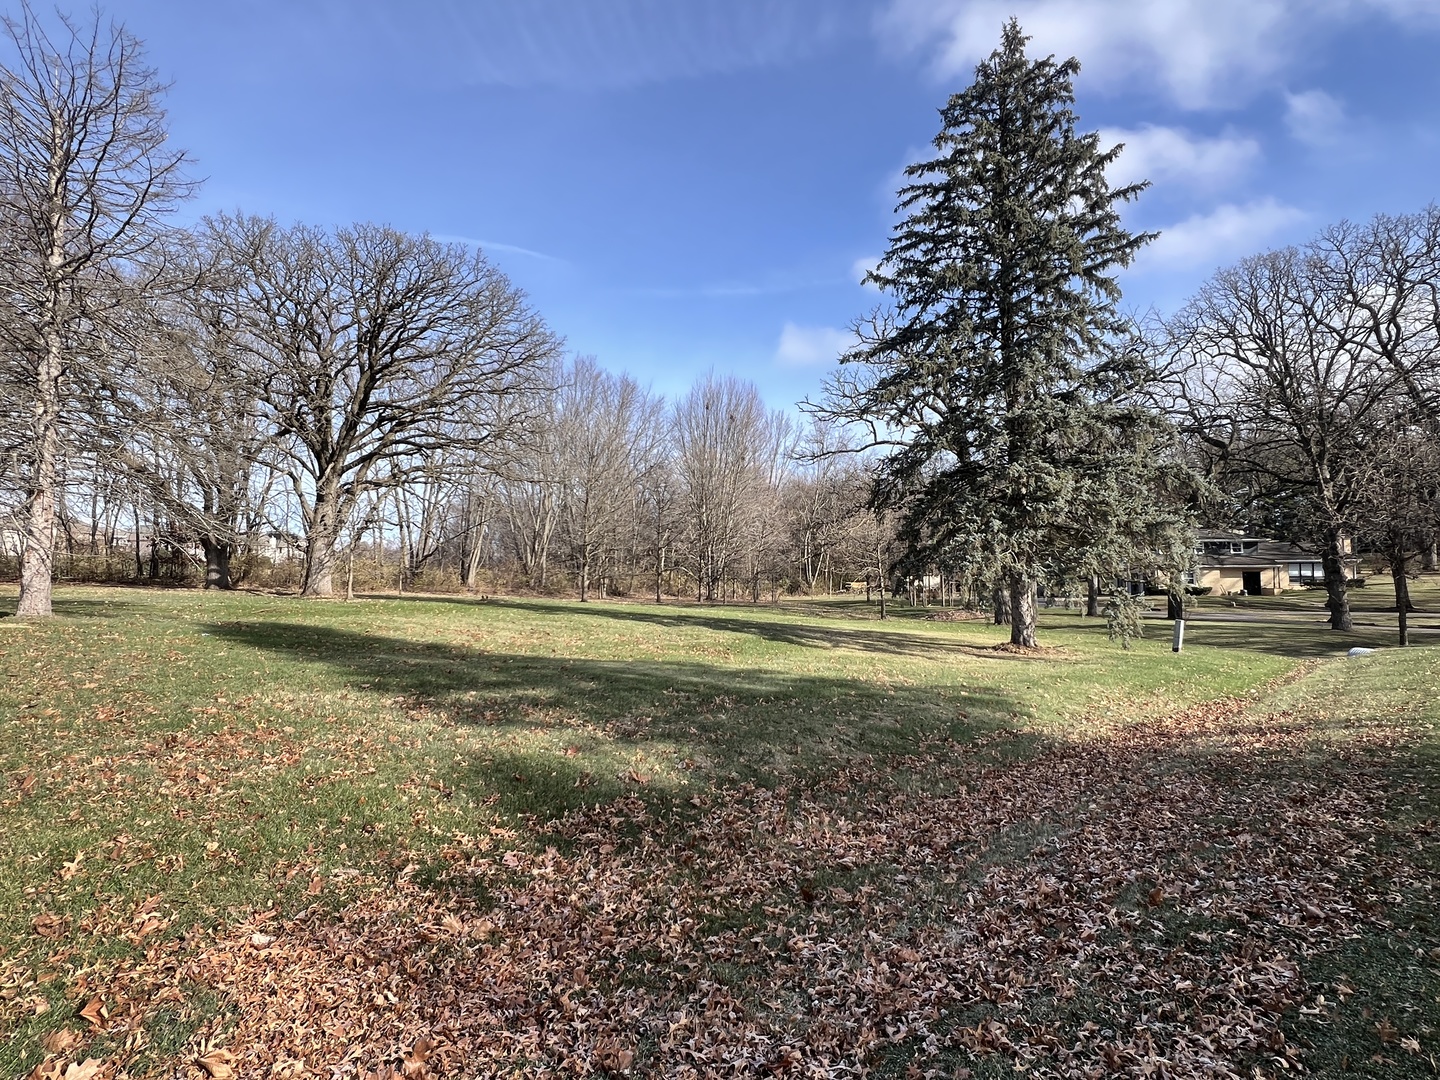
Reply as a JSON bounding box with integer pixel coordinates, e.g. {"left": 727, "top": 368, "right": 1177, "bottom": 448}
{"left": 1193, "top": 568, "right": 1440, "bottom": 625}
{"left": 0, "top": 585, "right": 1432, "bottom": 1075}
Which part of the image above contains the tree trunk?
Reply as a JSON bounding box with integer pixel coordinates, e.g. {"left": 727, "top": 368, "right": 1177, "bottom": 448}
{"left": 16, "top": 318, "right": 64, "bottom": 617}
{"left": 303, "top": 485, "right": 341, "bottom": 597}
{"left": 1322, "top": 528, "right": 1353, "bottom": 631}
{"left": 1393, "top": 550, "right": 1412, "bottom": 648}
{"left": 992, "top": 582, "right": 1011, "bottom": 626}
{"left": 1391, "top": 552, "right": 1416, "bottom": 613}
{"left": 1423, "top": 534, "right": 1437, "bottom": 573}
{"left": 578, "top": 545, "right": 589, "bottom": 602}
{"left": 461, "top": 503, "right": 489, "bottom": 589}
{"left": 876, "top": 536, "right": 887, "bottom": 620}
{"left": 200, "top": 535, "right": 233, "bottom": 590}
{"left": 1086, "top": 575, "right": 1101, "bottom": 618}
{"left": 1398, "top": 567, "right": 1410, "bottom": 647}
{"left": 1009, "top": 572, "right": 1037, "bottom": 647}
{"left": 132, "top": 504, "right": 143, "bottom": 581}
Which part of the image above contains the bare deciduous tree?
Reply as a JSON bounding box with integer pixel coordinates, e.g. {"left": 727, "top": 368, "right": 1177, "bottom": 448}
{"left": 673, "top": 375, "right": 790, "bottom": 602}
{"left": 0, "top": 3, "right": 191, "bottom": 616}
{"left": 552, "top": 357, "right": 664, "bottom": 601}
{"left": 210, "top": 214, "right": 560, "bottom": 597}
{"left": 1162, "top": 212, "right": 1440, "bottom": 631}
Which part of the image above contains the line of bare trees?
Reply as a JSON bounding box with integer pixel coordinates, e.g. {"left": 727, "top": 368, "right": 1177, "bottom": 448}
{"left": 1157, "top": 207, "right": 1440, "bottom": 642}
{"left": 0, "top": 4, "right": 909, "bottom": 613}
{"left": 5, "top": 5, "right": 1439, "bottom": 630}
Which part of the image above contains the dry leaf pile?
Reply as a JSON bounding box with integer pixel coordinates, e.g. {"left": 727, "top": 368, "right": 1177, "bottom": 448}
{"left": 152, "top": 699, "right": 1436, "bottom": 1079}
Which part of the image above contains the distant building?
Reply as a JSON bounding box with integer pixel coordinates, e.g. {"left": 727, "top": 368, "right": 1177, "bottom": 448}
{"left": 1190, "top": 529, "right": 1358, "bottom": 596}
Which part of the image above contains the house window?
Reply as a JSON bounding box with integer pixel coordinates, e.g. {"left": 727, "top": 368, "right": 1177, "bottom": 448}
{"left": 1229, "top": 542, "right": 1244, "bottom": 554}
{"left": 1288, "top": 562, "right": 1323, "bottom": 584}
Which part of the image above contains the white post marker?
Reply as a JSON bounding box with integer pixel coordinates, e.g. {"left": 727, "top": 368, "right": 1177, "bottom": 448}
{"left": 1172, "top": 618, "right": 1185, "bottom": 653}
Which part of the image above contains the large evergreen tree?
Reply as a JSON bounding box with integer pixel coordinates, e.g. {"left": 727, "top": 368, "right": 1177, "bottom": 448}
{"left": 815, "top": 20, "right": 1162, "bottom": 647}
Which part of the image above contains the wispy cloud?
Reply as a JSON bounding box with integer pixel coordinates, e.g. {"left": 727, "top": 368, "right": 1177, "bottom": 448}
{"left": 343, "top": 0, "right": 854, "bottom": 90}
{"left": 1283, "top": 89, "right": 1347, "bottom": 147}
{"left": 432, "top": 234, "right": 568, "bottom": 265}
{"left": 775, "top": 322, "right": 855, "bottom": 367}
{"left": 1101, "top": 125, "right": 1260, "bottom": 193}
{"left": 1140, "top": 198, "right": 1308, "bottom": 270}
{"left": 875, "top": 0, "right": 1430, "bottom": 110}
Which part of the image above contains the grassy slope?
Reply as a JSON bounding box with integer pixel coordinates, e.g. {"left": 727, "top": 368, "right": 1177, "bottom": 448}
{"left": 0, "top": 586, "right": 1432, "bottom": 1076}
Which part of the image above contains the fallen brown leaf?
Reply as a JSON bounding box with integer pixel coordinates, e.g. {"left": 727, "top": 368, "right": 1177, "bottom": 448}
{"left": 195, "top": 1048, "right": 236, "bottom": 1079}
{"left": 76, "top": 997, "right": 106, "bottom": 1030}
{"left": 41, "top": 1028, "right": 79, "bottom": 1055}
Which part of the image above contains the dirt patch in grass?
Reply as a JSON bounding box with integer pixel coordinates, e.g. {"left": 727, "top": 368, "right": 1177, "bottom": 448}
{"left": 925, "top": 610, "right": 988, "bottom": 622}
{"left": 991, "top": 641, "right": 1067, "bottom": 657}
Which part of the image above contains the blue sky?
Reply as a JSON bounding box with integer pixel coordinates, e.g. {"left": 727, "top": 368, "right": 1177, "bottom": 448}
{"left": 76, "top": 0, "right": 1440, "bottom": 409}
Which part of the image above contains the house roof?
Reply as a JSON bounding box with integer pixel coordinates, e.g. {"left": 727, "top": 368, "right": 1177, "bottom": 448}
{"left": 1195, "top": 528, "right": 1268, "bottom": 543}
{"left": 1198, "top": 540, "right": 1350, "bottom": 569}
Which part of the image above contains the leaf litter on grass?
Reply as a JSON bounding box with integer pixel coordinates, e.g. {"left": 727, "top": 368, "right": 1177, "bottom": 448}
{"left": 19, "top": 693, "right": 1428, "bottom": 1079}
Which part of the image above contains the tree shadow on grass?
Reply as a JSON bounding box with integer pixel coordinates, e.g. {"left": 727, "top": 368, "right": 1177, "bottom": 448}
{"left": 1183, "top": 617, "right": 1402, "bottom": 659}
{"left": 361, "top": 594, "right": 1039, "bottom": 664}
{"left": 0, "top": 595, "right": 153, "bottom": 619}
{"left": 202, "top": 618, "right": 1029, "bottom": 818}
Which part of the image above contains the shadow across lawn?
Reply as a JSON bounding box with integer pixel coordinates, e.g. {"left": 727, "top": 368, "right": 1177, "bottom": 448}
{"left": 366, "top": 594, "right": 1033, "bottom": 664}
{"left": 0, "top": 594, "right": 154, "bottom": 619}
{"left": 1182, "top": 616, "right": 1398, "bottom": 659}
{"left": 202, "top": 619, "right": 1027, "bottom": 800}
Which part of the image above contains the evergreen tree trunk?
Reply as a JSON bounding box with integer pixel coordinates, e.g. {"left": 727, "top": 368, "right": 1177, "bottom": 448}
{"left": 993, "top": 582, "right": 1011, "bottom": 625}
{"left": 1086, "top": 575, "right": 1101, "bottom": 618}
{"left": 1009, "top": 572, "right": 1038, "bottom": 647}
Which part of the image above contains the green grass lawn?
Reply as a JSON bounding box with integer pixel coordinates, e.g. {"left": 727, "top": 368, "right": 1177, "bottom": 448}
{"left": 0, "top": 586, "right": 1434, "bottom": 1078}
{"left": 1192, "top": 568, "right": 1440, "bottom": 624}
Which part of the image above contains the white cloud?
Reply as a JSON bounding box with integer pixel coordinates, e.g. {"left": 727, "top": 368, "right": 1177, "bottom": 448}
{"left": 1284, "top": 89, "right": 1347, "bottom": 146}
{"left": 851, "top": 255, "right": 883, "bottom": 290}
{"left": 1141, "top": 198, "right": 1308, "bottom": 269}
{"left": 775, "top": 322, "right": 855, "bottom": 367}
{"left": 1101, "top": 125, "right": 1260, "bottom": 192}
{"left": 876, "top": 0, "right": 1422, "bottom": 110}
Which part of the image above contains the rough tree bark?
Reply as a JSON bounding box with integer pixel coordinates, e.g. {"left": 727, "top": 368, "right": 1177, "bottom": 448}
{"left": 17, "top": 320, "right": 61, "bottom": 615}
{"left": 992, "top": 582, "right": 1011, "bottom": 626}
{"left": 199, "top": 534, "right": 232, "bottom": 591}
{"left": 1008, "top": 572, "right": 1038, "bottom": 647}
{"left": 1321, "top": 528, "right": 1353, "bottom": 632}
